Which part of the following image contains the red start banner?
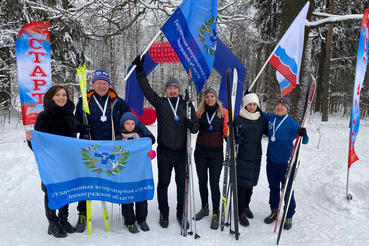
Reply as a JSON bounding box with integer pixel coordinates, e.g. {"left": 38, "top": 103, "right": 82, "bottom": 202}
{"left": 148, "top": 42, "right": 180, "bottom": 64}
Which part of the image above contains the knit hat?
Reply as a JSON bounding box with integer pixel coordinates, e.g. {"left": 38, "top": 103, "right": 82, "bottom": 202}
{"left": 165, "top": 77, "right": 180, "bottom": 90}
{"left": 275, "top": 96, "right": 291, "bottom": 112}
{"left": 119, "top": 112, "right": 138, "bottom": 126}
{"left": 242, "top": 93, "right": 260, "bottom": 108}
{"left": 204, "top": 88, "right": 217, "bottom": 97}
{"left": 91, "top": 70, "right": 111, "bottom": 84}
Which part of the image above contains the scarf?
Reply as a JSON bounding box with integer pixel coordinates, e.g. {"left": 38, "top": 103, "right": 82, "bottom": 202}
{"left": 239, "top": 107, "right": 261, "bottom": 121}
{"left": 120, "top": 133, "right": 140, "bottom": 140}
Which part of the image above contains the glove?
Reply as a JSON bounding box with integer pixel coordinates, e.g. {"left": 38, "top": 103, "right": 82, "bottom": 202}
{"left": 132, "top": 55, "right": 145, "bottom": 72}
{"left": 232, "top": 121, "right": 243, "bottom": 137}
{"left": 235, "top": 136, "right": 243, "bottom": 145}
{"left": 184, "top": 118, "right": 195, "bottom": 130}
{"left": 297, "top": 127, "right": 307, "bottom": 137}
{"left": 77, "top": 124, "right": 92, "bottom": 134}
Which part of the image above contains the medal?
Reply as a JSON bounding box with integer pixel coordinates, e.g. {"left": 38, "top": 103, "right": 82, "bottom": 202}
{"left": 271, "top": 115, "right": 288, "bottom": 143}
{"left": 206, "top": 111, "right": 216, "bottom": 131}
{"left": 93, "top": 94, "right": 109, "bottom": 123}
{"left": 167, "top": 97, "right": 180, "bottom": 122}
{"left": 100, "top": 116, "right": 107, "bottom": 122}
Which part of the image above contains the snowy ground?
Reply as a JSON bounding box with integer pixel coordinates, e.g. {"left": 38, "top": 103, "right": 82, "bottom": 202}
{"left": 0, "top": 113, "right": 368, "bottom": 246}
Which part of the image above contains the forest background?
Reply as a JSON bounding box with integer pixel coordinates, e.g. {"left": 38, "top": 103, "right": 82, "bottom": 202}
{"left": 1, "top": 0, "right": 369, "bottom": 126}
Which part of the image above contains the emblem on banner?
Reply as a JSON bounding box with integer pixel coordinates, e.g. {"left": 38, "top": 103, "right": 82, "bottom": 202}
{"left": 199, "top": 16, "right": 217, "bottom": 57}
{"left": 80, "top": 144, "right": 130, "bottom": 176}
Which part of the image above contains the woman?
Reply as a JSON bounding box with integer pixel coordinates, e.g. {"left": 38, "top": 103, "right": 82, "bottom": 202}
{"left": 26, "top": 85, "right": 77, "bottom": 238}
{"left": 194, "top": 88, "right": 228, "bottom": 230}
{"left": 234, "top": 93, "right": 267, "bottom": 227}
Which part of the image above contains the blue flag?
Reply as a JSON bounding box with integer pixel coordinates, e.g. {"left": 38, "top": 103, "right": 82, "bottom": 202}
{"left": 161, "top": 0, "right": 217, "bottom": 93}
{"left": 30, "top": 131, "right": 154, "bottom": 209}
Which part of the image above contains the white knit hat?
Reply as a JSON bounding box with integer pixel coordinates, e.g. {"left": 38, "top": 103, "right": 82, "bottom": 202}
{"left": 242, "top": 93, "right": 260, "bottom": 108}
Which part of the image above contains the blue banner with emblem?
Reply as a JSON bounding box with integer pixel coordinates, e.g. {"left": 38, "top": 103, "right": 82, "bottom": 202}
{"left": 161, "top": 0, "right": 217, "bottom": 94}
{"left": 30, "top": 130, "right": 154, "bottom": 209}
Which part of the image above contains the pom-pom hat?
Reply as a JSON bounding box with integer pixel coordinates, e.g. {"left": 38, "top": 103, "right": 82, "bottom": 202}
{"left": 91, "top": 70, "right": 111, "bottom": 84}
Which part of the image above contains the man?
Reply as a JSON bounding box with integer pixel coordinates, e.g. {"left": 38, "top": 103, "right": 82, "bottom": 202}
{"left": 74, "top": 69, "right": 152, "bottom": 232}
{"left": 132, "top": 55, "right": 199, "bottom": 228}
{"left": 263, "top": 96, "right": 308, "bottom": 230}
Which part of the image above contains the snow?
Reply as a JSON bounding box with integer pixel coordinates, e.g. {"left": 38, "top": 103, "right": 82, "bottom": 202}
{"left": 1, "top": 113, "right": 368, "bottom": 246}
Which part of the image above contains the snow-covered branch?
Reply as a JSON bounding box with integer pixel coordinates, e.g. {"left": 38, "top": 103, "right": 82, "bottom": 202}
{"left": 307, "top": 12, "right": 363, "bottom": 28}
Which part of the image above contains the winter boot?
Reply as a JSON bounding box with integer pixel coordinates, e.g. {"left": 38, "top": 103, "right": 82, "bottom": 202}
{"left": 239, "top": 213, "right": 250, "bottom": 227}
{"left": 75, "top": 213, "right": 86, "bottom": 233}
{"left": 210, "top": 211, "right": 220, "bottom": 230}
{"left": 59, "top": 215, "right": 76, "bottom": 233}
{"left": 264, "top": 209, "right": 278, "bottom": 224}
{"left": 284, "top": 218, "right": 292, "bottom": 230}
{"left": 127, "top": 224, "right": 139, "bottom": 234}
{"left": 138, "top": 221, "right": 150, "bottom": 232}
{"left": 195, "top": 205, "right": 209, "bottom": 221}
{"left": 47, "top": 220, "right": 67, "bottom": 238}
{"left": 159, "top": 213, "right": 169, "bottom": 228}
{"left": 245, "top": 207, "right": 254, "bottom": 219}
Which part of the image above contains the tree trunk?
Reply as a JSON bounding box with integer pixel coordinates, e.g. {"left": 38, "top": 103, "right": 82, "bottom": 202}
{"left": 321, "top": 0, "right": 334, "bottom": 122}
{"left": 315, "top": 40, "right": 326, "bottom": 112}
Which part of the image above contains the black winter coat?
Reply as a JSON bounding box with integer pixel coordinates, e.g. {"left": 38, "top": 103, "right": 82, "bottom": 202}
{"left": 234, "top": 114, "right": 267, "bottom": 188}
{"left": 28, "top": 99, "right": 76, "bottom": 149}
{"left": 136, "top": 70, "right": 199, "bottom": 150}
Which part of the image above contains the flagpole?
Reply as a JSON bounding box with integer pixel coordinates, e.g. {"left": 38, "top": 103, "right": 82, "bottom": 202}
{"left": 346, "top": 168, "right": 352, "bottom": 200}
{"left": 124, "top": 30, "right": 163, "bottom": 82}
{"left": 248, "top": 53, "right": 273, "bottom": 92}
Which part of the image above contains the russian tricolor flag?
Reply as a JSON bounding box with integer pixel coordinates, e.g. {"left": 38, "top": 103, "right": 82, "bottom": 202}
{"left": 269, "top": 2, "right": 310, "bottom": 96}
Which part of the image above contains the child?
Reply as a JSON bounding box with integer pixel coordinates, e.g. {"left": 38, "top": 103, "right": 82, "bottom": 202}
{"left": 116, "top": 112, "right": 155, "bottom": 233}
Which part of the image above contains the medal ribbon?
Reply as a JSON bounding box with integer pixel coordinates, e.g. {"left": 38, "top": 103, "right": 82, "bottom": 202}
{"left": 167, "top": 97, "right": 180, "bottom": 118}
{"left": 272, "top": 115, "right": 288, "bottom": 140}
{"left": 93, "top": 94, "right": 109, "bottom": 119}
{"left": 206, "top": 111, "right": 217, "bottom": 126}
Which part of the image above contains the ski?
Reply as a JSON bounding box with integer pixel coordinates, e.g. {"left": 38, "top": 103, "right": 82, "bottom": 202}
{"left": 275, "top": 76, "right": 317, "bottom": 245}
{"left": 76, "top": 52, "right": 110, "bottom": 234}
{"left": 182, "top": 66, "right": 199, "bottom": 239}
{"left": 76, "top": 52, "right": 92, "bottom": 235}
{"left": 220, "top": 142, "right": 231, "bottom": 231}
{"left": 101, "top": 200, "right": 110, "bottom": 232}
{"left": 226, "top": 67, "right": 240, "bottom": 240}
{"left": 221, "top": 68, "right": 238, "bottom": 231}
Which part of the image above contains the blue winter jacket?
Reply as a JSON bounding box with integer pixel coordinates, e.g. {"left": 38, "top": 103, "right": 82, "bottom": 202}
{"left": 75, "top": 89, "right": 151, "bottom": 140}
{"left": 263, "top": 112, "right": 309, "bottom": 164}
